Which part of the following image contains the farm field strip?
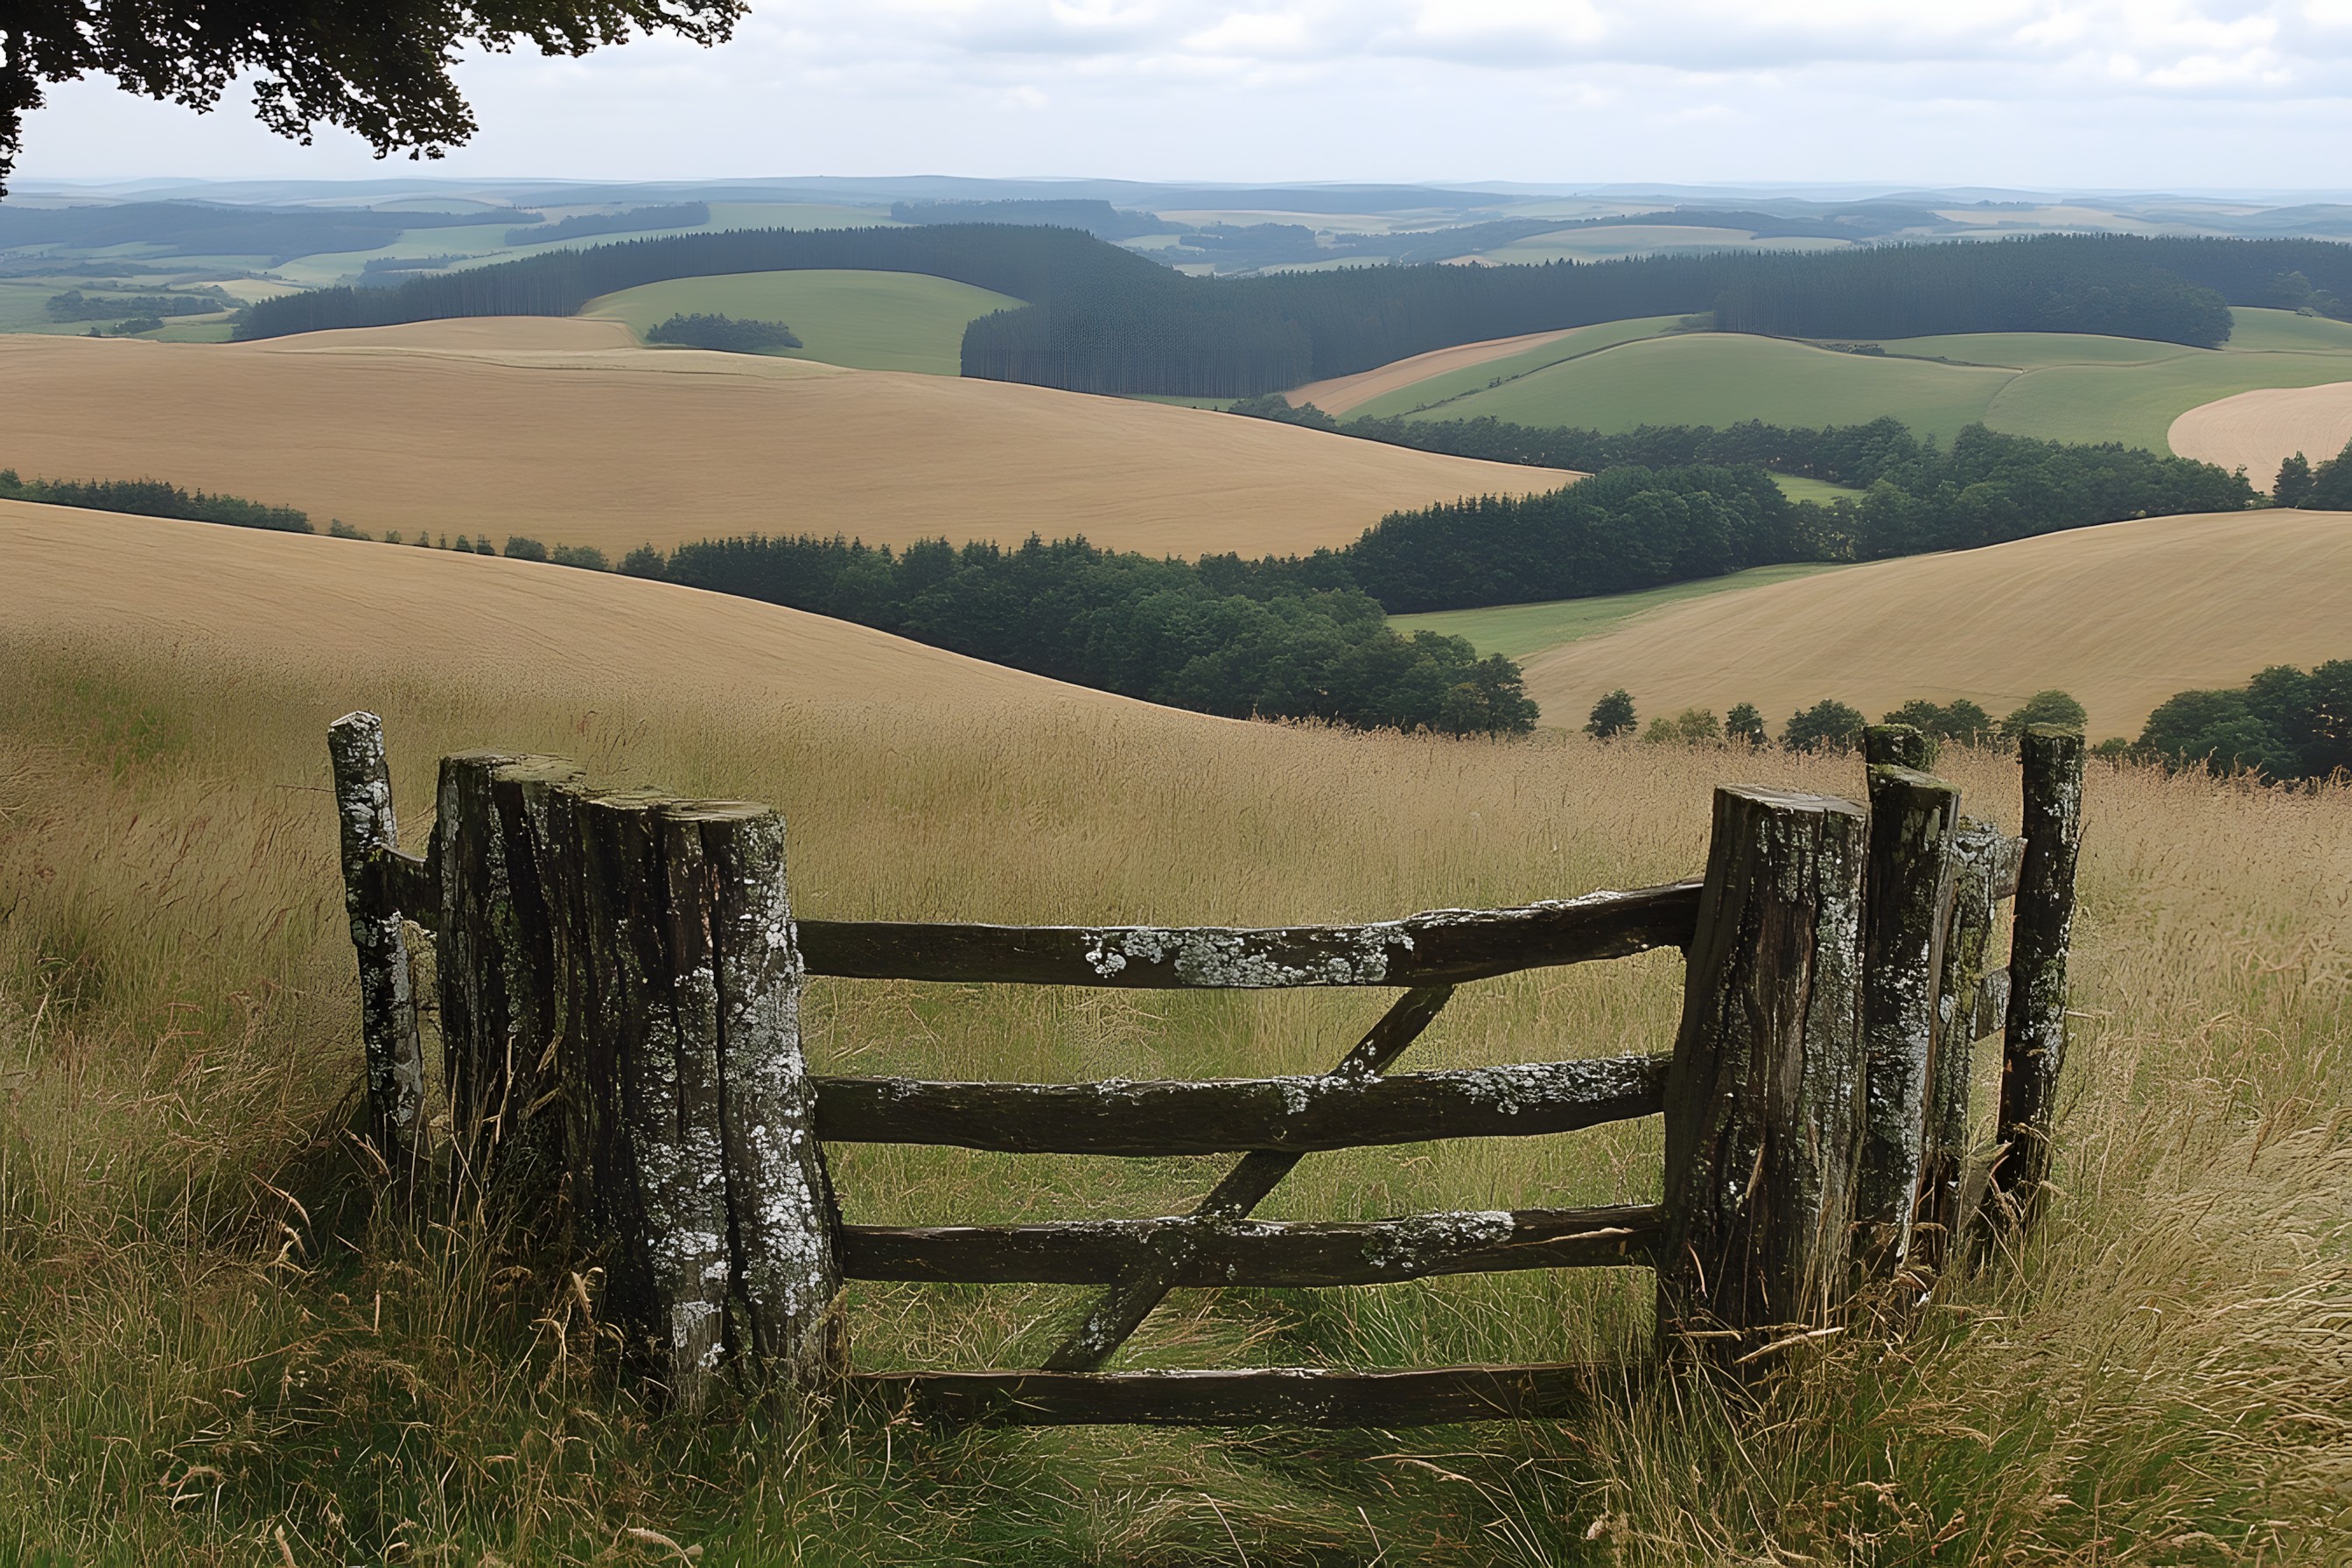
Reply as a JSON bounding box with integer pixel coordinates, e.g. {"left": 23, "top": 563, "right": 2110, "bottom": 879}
{"left": 1516, "top": 509, "right": 2352, "bottom": 737}
{"left": 1388, "top": 564, "right": 1853, "bottom": 662}
{"left": 2170, "top": 381, "right": 2352, "bottom": 489}
{"left": 1296, "top": 316, "right": 1688, "bottom": 419}
{"left": 583, "top": 268, "right": 1024, "bottom": 375}
{"left": 0, "top": 326, "right": 1562, "bottom": 558}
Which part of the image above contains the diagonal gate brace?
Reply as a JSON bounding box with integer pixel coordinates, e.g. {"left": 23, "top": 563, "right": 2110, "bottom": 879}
{"left": 1041, "top": 984, "right": 1455, "bottom": 1371}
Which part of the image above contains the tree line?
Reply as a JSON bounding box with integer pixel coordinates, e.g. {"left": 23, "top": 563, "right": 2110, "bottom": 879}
{"left": 2271, "top": 436, "right": 2352, "bottom": 509}
{"left": 235, "top": 220, "right": 2352, "bottom": 396}
{"left": 0, "top": 469, "right": 312, "bottom": 533}
{"left": 627, "top": 534, "right": 1538, "bottom": 735}
{"left": 1583, "top": 687, "right": 2087, "bottom": 754}
{"left": 2133, "top": 661, "right": 2352, "bottom": 781}
{"left": 1311, "top": 415, "right": 2252, "bottom": 612}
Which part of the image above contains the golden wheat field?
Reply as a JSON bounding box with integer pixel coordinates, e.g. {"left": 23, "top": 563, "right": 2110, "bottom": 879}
{"left": 2169, "top": 380, "right": 2352, "bottom": 490}
{"left": 3, "top": 514, "right": 2349, "bottom": 1563}
{"left": 0, "top": 326, "right": 1558, "bottom": 559}
{"left": 1522, "top": 509, "right": 2352, "bottom": 737}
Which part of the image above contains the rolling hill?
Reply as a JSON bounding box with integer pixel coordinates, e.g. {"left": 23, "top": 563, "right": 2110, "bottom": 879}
{"left": 1341, "top": 309, "right": 2352, "bottom": 452}
{"left": 0, "top": 324, "right": 1562, "bottom": 559}
{"left": 2169, "top": 381, "right": 2352, "bottom": 489}
{"left": 1516, "top": 509, "right": 2352, "bottom": 738}
{"left": 0, "top": 498, "right": 1142, "bottom": 717}
{"left": 584, "top": 269, "right": 1022, "bottom": 374}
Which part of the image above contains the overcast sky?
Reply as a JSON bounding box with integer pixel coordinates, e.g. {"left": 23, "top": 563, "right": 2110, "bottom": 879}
{"left": 21, "top": 0, "right": 2352, "bottom": 192}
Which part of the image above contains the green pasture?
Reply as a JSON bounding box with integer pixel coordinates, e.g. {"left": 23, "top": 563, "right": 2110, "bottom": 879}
{"left": 1378, "top": 308, "right": 2352, "bottom": 453}
{"left": 1417, "top": 332, "right": 2016, "bottom": 443}
{"left": 1469, "top": 227, "right": 1849, "bottom": 265}
{"left": 585, "top": 269, "right": 1024, "bottom": 374}
{"left": 1389, "top": 562, "right": 1851, "bottom": 661}
{"left": 1342, "top": 315, "right": 1687, "bottom": 420}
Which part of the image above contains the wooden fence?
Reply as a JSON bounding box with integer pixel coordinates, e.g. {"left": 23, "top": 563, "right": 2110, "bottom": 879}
{"left": 329, "top": 717, "right": 2082, "bottom": 1425}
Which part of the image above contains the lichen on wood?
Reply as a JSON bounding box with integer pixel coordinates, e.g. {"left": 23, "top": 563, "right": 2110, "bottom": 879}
{"left": 1658, "top": 785, "right": 1868, "bottom": 1364}
{"left": 327, "top": 712, "right": 429, "bottom": 1180}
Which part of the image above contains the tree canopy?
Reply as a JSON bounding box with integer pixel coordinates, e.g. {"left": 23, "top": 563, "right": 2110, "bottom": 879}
{"left": 0, "top": 2, "right": 744, "bottom": 194}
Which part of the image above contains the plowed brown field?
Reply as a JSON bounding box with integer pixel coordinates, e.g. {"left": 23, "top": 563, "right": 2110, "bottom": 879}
{"left": 2, "top": 325, "right": 1558, "bottom": 558}
{"left": 1521, "top": 510, "right": 2352, "bottom": 737}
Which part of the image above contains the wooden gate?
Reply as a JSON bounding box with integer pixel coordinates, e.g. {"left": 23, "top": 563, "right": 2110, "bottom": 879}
{"left": 329, "top": 718, "right": 2081, "bottom": 1424}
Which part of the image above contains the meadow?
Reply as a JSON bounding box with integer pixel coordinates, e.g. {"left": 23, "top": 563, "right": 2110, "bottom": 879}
{"left": 1516, "top": 508, "right": 2352, "bottom": 738}
{"left": 584, "top": 269, "right": 1022, "bottom": 374}
{"left": 1294, "top": 317, "right": 1688, "bottom": 419}
{"left": 1387, "top": 563, "right": 1851, "bottom": 661}
{"left": 1362, "top": 308, "right": 2352, "bottom": 455}
{"left": 0, "top": 326, "right": 1555, "bottom": 558}
{"left": 4, "top": 505, "right": 2348, "bottom": 1562}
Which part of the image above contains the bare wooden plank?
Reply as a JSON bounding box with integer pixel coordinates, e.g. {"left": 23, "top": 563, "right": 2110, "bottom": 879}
{"left": 794, "top": 880, "right": 1701, "bottom": 989}
{"left": 326, "top": 712, "right": 429, "bottom": 1180}
{"left": 842, "top": 1203, "right": 1659, "bottom": 1286}
{"left": 814, "top": 1054, "right": 1668, "bottom": 1157}
{"left": 1983, "top": 727, "right": 2086, "bottom": 1243}
{"left": 1043, "top": 985, "right": 1452, "bottom": 1372}
{"left": 1658, "top": 786, "right": 1867, "bottom": 1364}
{"left": 849, "top": 1363, "right": 1610, "bottom": 1426}
{"left": 1855, "top": 765, "right": 1962, "bottom": 1278}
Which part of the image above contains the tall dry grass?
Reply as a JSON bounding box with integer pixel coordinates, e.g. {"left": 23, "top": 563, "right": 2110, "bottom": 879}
{"left": 1, "top": 627, "right": 2347, "bottom": 1564}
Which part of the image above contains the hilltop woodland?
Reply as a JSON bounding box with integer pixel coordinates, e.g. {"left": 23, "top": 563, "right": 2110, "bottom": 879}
{"left": 238, "top": 226, "right": 2352, "bottom": 395}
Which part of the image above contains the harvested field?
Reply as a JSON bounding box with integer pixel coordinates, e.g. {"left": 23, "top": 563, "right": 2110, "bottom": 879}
{"left": 0, "top": 499, "right": 1135, "bottom": 717}
{"left": 1520, "top": 510, "right": 2352, "bottom": 737}
{"left": 2170, "top": 381, "right": 2352, "bottom": 490}
{"left": 0, "top": 326, "right": 1560, "bottom": 558}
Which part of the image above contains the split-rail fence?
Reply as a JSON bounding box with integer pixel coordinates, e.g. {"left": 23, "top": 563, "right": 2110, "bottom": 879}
{"left": 329, "top": 716, "right": 2082, "bottom": 1425}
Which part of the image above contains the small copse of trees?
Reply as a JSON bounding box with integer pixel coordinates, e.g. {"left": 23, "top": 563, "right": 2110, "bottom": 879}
{"left": 644, "top": 313, "right": 802, "bottom": 354}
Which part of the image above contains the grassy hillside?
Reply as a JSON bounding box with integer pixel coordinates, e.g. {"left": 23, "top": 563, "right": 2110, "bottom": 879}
{"left": 584, "top": 268, "right": 1023, "bottom": 374}
{"left": 1354, "top": 307, "right": 2352, "bottom": 453}
{"left": 4, "top": 508, "right": 2348, "bottom": 1560}
{"left": 1517, "top": 509, "right": 2352, "bottom": 738}
{"left": 1389, "top": 562, "right": 1851, "bottom": 660}
{"left": 1415, "top": 332, "right": 2016, "bottom": 443}
{"left": 0, "top": 326, "right": 1559, "bottom": 558}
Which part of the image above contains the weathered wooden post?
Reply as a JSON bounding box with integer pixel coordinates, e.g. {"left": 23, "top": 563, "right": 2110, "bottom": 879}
{"left": 1981, "top": 726, "right": 2085, "bottom": 1242}
{"left": 1853, "top": 764, "right": 1962, "bottom": 1279}
{"left": 550, "top": 784, "right": 842, "bottom": 1413}
{"left": 327, "top": 712, "right": 430, "bottom": 1181}
{"left": 1864, "top": 723, "right": 1934, "bottom": 772}
{"left": 435, "top": 752, "right": 583, "bottom": 1195}
{"left": 1659, "top": 787, "right": 1867, "bottom": 1366}
{"left": 1914, "top": 819, "right": 2016, "bottom": 1270}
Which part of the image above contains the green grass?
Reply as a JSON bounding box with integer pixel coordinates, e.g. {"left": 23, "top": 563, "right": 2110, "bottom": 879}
{"left": 1343, "top": 315, "right": 1688, "bottom": 420}
{"left": 1377, "top": 308, "right": 2352, "bottom": 453}
{"left": 1418, "top": 333, "right": 2017, "bottom": 443}
{"left": 0, "top": 279, "right": 61, "bottom": 332}
{"left": 1389, "top": 563, "right": 1852, "bottom": 660}
{"left": 1769, "top": 473, "right": 1866, "bottom": 504}
{"left": 584, "top": 269, "right": 1023, "bottom": 374}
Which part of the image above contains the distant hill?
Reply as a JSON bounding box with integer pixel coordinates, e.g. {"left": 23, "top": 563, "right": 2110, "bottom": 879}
{"left": 1517, "top": 509, "right": 2352, "bottom": 737}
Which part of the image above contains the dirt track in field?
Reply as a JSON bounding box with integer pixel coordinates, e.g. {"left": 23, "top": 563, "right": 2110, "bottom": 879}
{"left": 2169, "top": 382, "right": 2352, "bottom": 490}
{"left": 3, "top": 323, "right": 1559, "bottom": 559}
{"left": 1521, "top": 510, "right": 2352, "bottom": 737}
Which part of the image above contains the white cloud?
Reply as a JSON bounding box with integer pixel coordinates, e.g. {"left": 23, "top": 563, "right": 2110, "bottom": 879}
{"left": 15, "top": 1, "right": 2352, "bottom": 188}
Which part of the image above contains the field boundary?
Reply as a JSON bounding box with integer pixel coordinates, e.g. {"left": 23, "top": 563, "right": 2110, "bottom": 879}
{"left": 328, "top": 718, "right": 2082, "bottom": 1425}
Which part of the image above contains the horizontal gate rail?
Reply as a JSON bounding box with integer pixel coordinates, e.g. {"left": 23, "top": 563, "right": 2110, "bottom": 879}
{"left": 849, "top": 1362, "right": 1613, "bottom": 1426}
{"left": 793, "top": 880, "right": 1701, "bottom": 988}
{"left": 812, "top": 1054, "right": 1670, "bottom": 1155}
{"left": 839, "top": 1203, "right": 1662, "bottom": 1286}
